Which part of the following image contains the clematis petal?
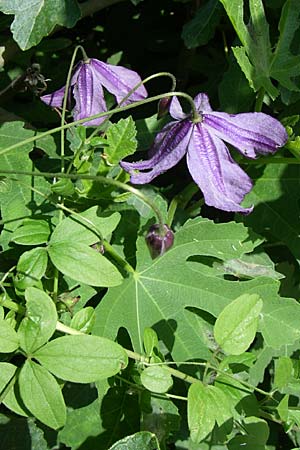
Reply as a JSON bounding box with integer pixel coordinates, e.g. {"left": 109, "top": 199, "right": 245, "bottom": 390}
{"left": 72, "top": 61, "right": 107, "bottom": 126}
{"left": 169, "top": 96, "right": 188, "bottom": 120}
{"left": 186, "top": 124, "right": 253, "bottom": 214}
{"left": 203, "top": 111, "right": 288, "bottom": 158}
{"left": 89, "top": 59, "right": 147, "bottom": 105}
{"left": 121, "top": 121, "right": 192, "bottom": 184}
{"left": 40, "top": 86, "right": 66, "bottom": 108}
{"left": 194, "top": 93, "right": 213, "bottom": 113}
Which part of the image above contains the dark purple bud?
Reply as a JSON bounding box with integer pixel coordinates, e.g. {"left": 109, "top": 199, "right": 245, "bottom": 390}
{"left": 157, "top": 97, "right": 172, "bottom": 119}
{"left": 146, "top": 224, "right": 174, "bottom": 259}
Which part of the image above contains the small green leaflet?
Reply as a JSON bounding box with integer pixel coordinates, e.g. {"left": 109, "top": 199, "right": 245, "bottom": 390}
{"left": 48, "top": 241, "right": 123, "bottom": 287}
{"left": 19, "top": 360, "right": 66, "bottom": 430}
{"left": 214, "top": 293, "right": 263, "bottom": 355}
{"left": 108, "top": 431, "right": 160, "bottom": 450}
{"left": 105, "top": 116, "right": 137, "bottom": 164}
{"left": 34, "top": 335, "right": 128, "bottom": 383}
{"left": 188, "top": 382, "right": 231, "bottom": 443}
{"left": 141, "top": 366, "right": 173, "bottom": 393}
{"left": 18, "top": 287, "right": 57, "bottom": 354}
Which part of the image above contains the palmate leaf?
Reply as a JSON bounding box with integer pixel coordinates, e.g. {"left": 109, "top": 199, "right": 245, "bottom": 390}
{"left": 0, "top": 0, "right": 81, "bottom": 50}
{"left": 220, "top": 0, "right": 300, "bottom": 99}
{"left": 93, "top": 218, "right": 284, "bottom": 361}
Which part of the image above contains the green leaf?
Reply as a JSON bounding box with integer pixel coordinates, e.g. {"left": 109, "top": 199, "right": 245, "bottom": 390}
{"left": 34, "top": 335, "right": 128, "bottom": 383}
{"left": 18, "top": 287, "right": 57, "bottom": 354}
{"left": 0, "top": 0, "right": 81, "bottom": 50}
{"left": 219, "top": 0, "right": 298, "bottom": 98}
{"left": 48, "top": 241, "right": 123, "bottom": 287}
{"left": 228, "top": 416, "right": 269, "bottom": 449}
{"left": 271, "top": 0, "right": 300, "bottom": 91}
{"left": 51, "top": 178, "right": 75, "bottom": 196}
{"left": 15, "top": 247, "right": 48, "bottom": 290}
{"left": 11, "top": 219, "right": 51, "bottom": 245}
{"left": 187, "top": 383, "right": 216, "bottom": 443}
{"left": 141, "top": 366, "right": 173, "bottom": 393}
{"left": 126, "top": 186, "right": 168, "bottom": 220}
{"left": 58, "top": 380, "right": 110, "bottom": 448}
{"left": 105, "top": 117, "right": 137, "bottom": 164}
{"left": 219, "top": 56, "right": 255, "bottom": 113}
{"left": 0, "top": 362, "right": 17, "bottom": 394}
{"left": 243, "top": 164, "right": 300, "bottom": 265}
{"left": 277, "top": 394, "right": 289, "bottom": 422}
{"left": 0, "top": 319, "right": 19, "bottom": 353}
{"left": 214, "top": 294, "right": 263, "bottom": 355}
{"left": 70, "top": 306, "right": 95, "bottom": 333}
{"left": 181, "top": 0, "right": 222, "bottom": 49}
{"left": 108, "top": 432, "right": 160, "bottom": 450}
{"left": 143, "top": 328, "right": 159, "bottom": 357}
{"left": 0, "top": 122, "right": 51, "bottom": 250}
{"left": 274, "top": 357, "right": 293, "bottom": 390}
{"left": 19, "top": 360, "right": 66, "bottom": 430}
{"left": 93, "top": 218, "right": 270, "bottom": 361}
{"left": 260, "top": 296, "right": 300, "bottom": 347}
{"left": 50, "top": 207, "right": 121, "bottom": 245}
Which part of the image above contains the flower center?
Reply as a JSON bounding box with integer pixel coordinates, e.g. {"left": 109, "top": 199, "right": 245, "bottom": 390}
{"left": 192, "top": 112, "right": 203, "bottom": 124}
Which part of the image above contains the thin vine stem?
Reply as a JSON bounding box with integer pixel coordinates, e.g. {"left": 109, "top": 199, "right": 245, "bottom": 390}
{"left": 87, "top": 71, "right": 177, "bottom": 142}
{"left": 0, "top": 170, "right": 166, "bottom": 234}
{"left": 3, "top": 177, "right": 136, "bottom": 275}
{"left": 0, "top": 91, "right": 198, "bottom": 157}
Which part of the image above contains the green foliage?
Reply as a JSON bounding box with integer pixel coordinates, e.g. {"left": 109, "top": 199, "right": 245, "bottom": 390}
{"left": 48, "top": 240, "right": 123, "bottom": 287}
{"left": 214, "top": 293, "right": 263, "bottom": 355}
{"left": 11, "top": 219, "right": 51, "bottom": 245}
{"left": 18, "top": 360, "right": 66, "bottom": 429}
{"left": 105, "top": 116, "right": 137, "bottom": 164}
{"left": 108, "top": 432, "right": 161, "bottom": 450}
{"left": 34, "top": 335, "right": 128, "bottom": 382}
{"left": 141, "top": 366, "right": 173, "bottom": 393}
{"left": 219, "top": 0, "right": 300, "bottom": 99}
{"left": 15, "top": 247, "right": 48, "bottom": 290}
{"left": 0, "top": 0, "right": 80, "bottom": 50}
{"left": 18, "top": 287, "right": 57, "bottom": 354}
{"left": 182, "top": 0, "right": 223, "bottom": 48}
{"left": 1, "top": 1, "right": 300, "bottom": 448}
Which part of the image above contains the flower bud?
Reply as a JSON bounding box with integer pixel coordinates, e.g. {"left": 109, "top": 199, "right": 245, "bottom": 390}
{"left": 146, "top": 224, "right": 174, "bottom": 259}
{"left": 157, "top": 97, "right": 171, "bottom": 119}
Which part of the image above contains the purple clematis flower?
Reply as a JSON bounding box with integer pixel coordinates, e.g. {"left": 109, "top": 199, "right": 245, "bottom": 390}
{"left": 41, "top": 58, "right": 147, "bottom": 126}
{"left": 121, "top": 93, "right": 288, "bottom": 213}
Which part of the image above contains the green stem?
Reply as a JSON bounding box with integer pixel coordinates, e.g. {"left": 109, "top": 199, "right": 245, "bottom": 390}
{"left": 0, "top": 91, "right": 196, "bottom": 157}
{"left": 0, "top": 295, "right": 25, "bottom": 314}
{"left": 103, "top": 241, "right": 135, "bottom": 274}
{"left": 166, "top": 182, "right": 199, "bottom": 226}
{"left": 254, "top": 88, "right": 265, "bottom": 112}
{"left": 60, "top": 46, "right": 83, "bottom": 173}
{"left": 0, "top": 170, "right": 166, "bottom": 235}
{"left": 87, "top": 71, "right": 177, "bottom": 142}
{"left": 241, "top": 156, "right": 300, "bottom": 165}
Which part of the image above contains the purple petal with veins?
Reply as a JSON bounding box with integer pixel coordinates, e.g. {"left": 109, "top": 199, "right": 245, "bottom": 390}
{"left": 203, "top": 111, "right": 288, "bottom": 158}
{"left": 89, "top": 59, "right": 147, "bottom": 105}
{"left": 120, "top": 121, "right": 192, "bottom": 184}
{"left": 72, "top": 62, "right": 107, "bottom": 126}
{"left": 187, "top": 124, "right": 253, "bottom": 214}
